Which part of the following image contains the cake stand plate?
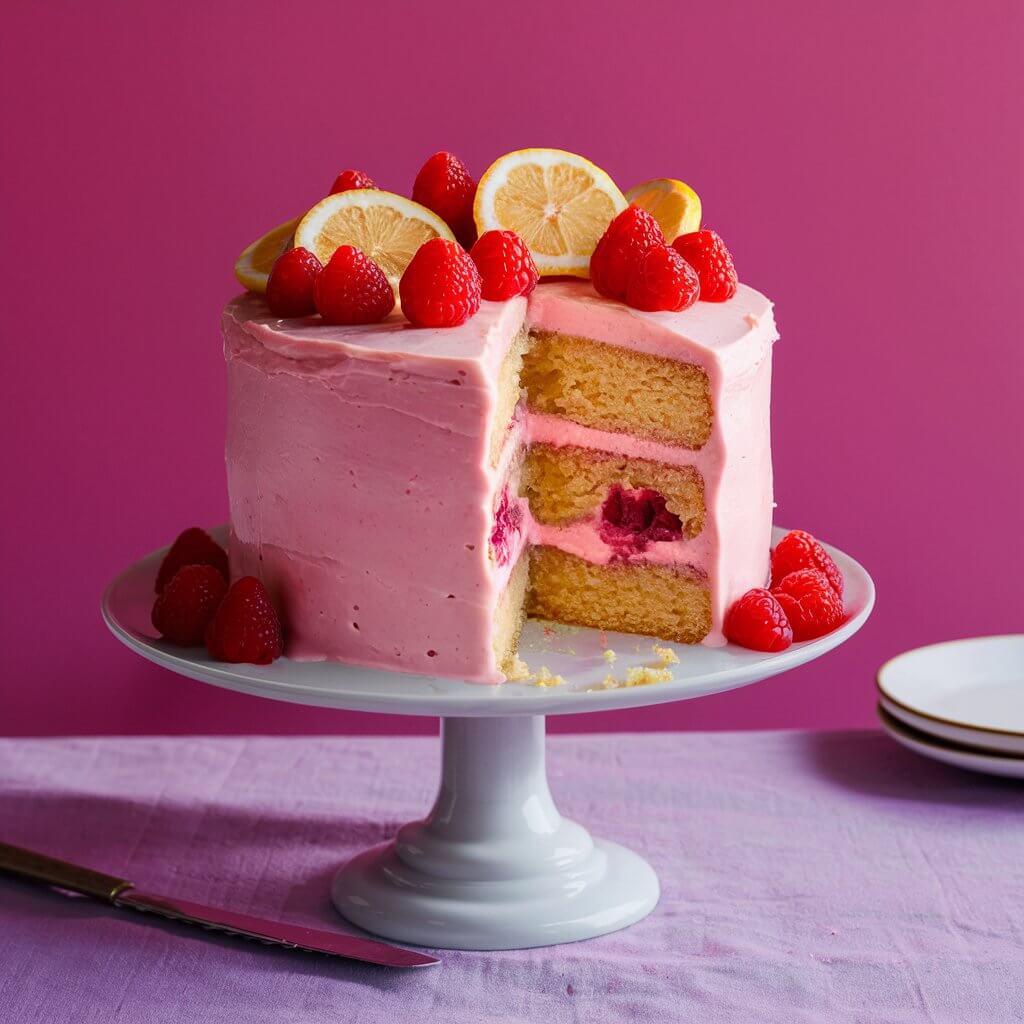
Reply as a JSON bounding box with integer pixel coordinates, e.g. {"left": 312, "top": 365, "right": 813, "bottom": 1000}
{"left": 103, "top": 527, "right": 873, "bottom": 950}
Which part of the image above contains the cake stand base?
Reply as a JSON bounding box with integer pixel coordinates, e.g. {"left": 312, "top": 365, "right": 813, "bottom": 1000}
{"left": 331, "top": 715, "right": 659, "bottom": 950}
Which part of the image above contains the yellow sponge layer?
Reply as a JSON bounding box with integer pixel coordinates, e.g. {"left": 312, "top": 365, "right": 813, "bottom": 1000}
{"left": 523, "top": 443, "right": 705, "bottom": 536}
{"left": 521, "top": 330, "right": 712, "bottom": 449}
{"left": 528, "top": 546, "right": 711, "bottom": 644}
{"left": 494, "top": 550, "right": 530, "bottom": 676}
{"left": 488, "top": 324, "right": 530, "bottom": 467}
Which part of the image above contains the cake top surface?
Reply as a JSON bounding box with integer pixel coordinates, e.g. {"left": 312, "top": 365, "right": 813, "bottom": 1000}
{"left": 530, "top": 280, "right": 775, "bottom": 352}
{"left": 225, "top": 280, "right": 775, "bottom": 371}
{"left": 224, "top": 291, "right": 528, "bottom": 372}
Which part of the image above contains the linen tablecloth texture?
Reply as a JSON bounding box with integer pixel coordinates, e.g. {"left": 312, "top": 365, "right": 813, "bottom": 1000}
{"left": 1, "top": 731, "right": 1021, "bottom": 1024}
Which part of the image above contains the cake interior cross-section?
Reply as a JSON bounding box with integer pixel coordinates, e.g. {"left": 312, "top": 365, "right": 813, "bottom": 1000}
{"left": 223, "top": 276, "right": 777, "bottom": 682}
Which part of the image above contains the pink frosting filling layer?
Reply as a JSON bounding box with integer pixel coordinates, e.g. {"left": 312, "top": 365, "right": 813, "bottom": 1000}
{"left": 223, "top": 280, "right": 777, "bottom": 680}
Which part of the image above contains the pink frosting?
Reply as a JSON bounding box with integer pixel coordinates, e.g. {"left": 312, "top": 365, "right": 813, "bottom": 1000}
{"left": 224, "top": 294, "right": 527, "bottom": 683}
{"left": 222, "top": 280, "right": 777, "bottom": 680}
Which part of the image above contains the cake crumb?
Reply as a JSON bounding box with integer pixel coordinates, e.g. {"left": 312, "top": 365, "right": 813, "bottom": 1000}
{"left": 504, "top": 656, "right": 532, "bottom": 682}
{"left": 625, "top": 666, "right": 673, "bottom": 687}
{"left": 599, "top": 662, "right": 673, "bottom": 690}
{"left": 652, "top": 644, "right": 679, "bottom": 666}
{"left": 603, "top": 649, "right": 617, "bottom": 664}
{"left": 533, "top": 665, "right": 566, "bottom": 688}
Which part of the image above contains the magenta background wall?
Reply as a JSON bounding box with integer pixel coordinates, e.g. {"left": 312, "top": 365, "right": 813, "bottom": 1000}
{"left": 2, "top": 1, "right": 1022, "bottom": 738}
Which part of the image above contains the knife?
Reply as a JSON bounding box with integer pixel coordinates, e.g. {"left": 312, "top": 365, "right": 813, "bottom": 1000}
{"left": 0, "top": 841, "right": 438, "bottom": 968}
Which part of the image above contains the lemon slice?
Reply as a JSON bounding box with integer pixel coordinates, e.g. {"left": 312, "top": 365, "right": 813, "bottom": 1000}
{"left": 234, "top": 216, "right": 300, "bottom": 294}
{"left": 474, "top": 149, "right": 626, "bottom": 276}
{"left": 294, "top": 190, "right": 455, "bottom": 288}
{"left": 625, "top": 178, "right": 702, "bottom": 242}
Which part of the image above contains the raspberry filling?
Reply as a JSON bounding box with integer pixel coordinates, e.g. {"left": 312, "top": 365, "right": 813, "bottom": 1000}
{"left": 490, "top": 487, "right": 523, "bottom": 567}
{"left": 599, "top": 485, "right": 683, "bottom": 552}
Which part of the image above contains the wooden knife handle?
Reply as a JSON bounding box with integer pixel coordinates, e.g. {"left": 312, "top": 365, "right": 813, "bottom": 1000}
{"left": 0, "top": 841, "right": 132, "bottom": 901}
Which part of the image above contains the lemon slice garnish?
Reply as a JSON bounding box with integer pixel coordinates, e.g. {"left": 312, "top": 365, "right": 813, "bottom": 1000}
{"left": 474, "top": 149, "right": 626, "bottom": 277}
{"left": 294, "top": 190, "right": 455, "bottom": 289}
{"left": 234, "top": 216, "right": 300, "bottom": 294}
{"left": 625, "top": 178, "right": 702, "bottom": 242}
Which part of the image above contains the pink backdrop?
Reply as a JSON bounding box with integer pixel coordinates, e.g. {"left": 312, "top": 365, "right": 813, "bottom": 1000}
{"left": 3, "top": 1, "right": 1022, "bottom": 738}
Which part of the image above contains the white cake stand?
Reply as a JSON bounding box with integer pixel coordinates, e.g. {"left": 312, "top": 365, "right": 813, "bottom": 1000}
{"left": 102, "top": 526, "right": 873, "bottom": 951}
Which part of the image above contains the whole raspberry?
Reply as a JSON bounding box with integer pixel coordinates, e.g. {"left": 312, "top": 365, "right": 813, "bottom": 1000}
{"left": 590, "top": 206, "right": 665, "bottom": 301}
{"left": 412, "top": 152, "right": 477, "bottom": 249}
{"left": 314, "top": 245, "right": 395, "bottom": 325}
{"left": 624, "top": 243, "right": 700, "bottom": 312}
{"left": 152, "top": 564, "right": 228, "bottom": 646}
{"left": 724, "top": 588, "right": 794, "bottom": 652}
{"left": 329, "top": 169, "right": 377, "bottom": 194}
{"left": 771, "top": 530, "right": 844, "bottom": 598}
{"left": 672, "top": 229, "right": 738, "bottom": 302}
{"left": 156, "top": 528, "right": 229, "bottom": 593}
{"left": 469, "top": 230, "right": 538, "bottom": 301}
{"left": 772, "top": 569, "right": 845, "bottom": 641}
{"left": 266, "top": 247, "right": 322, "bottom": 318}
{"left": 399, "top": 238, "right": 482, "bottom": 328}
{"left": 205, "top": 576, "right": 283, "bottom": 664}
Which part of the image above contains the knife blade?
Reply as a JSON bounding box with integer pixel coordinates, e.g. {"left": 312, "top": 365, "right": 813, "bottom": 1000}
{"left": 0, "top": 840, "right": 438, "bottom": 968}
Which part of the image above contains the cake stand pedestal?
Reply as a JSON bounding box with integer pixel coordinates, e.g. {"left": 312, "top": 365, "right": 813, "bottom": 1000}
{"left": 333, "top": 715, "right": 658, "bottom": 948}
{"left": 103, "top": 527, "right": 873, "bottom": 951}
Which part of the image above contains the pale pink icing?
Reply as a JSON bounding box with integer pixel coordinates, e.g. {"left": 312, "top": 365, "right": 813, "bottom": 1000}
{"left": 531, "top": 517, "right": 704, "bottom": 571}
{"left": 529, "top": 413, "right": 709, "bottom": 469}
{"left": 222, "top": 279, "right": 776, "bottom": 680}
{"left": 529, "top": 280, "right": 775, "bottom": 376}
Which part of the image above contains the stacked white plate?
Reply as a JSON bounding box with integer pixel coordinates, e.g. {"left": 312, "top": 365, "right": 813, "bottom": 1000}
{"left": 876, "top": 635, "right": 1024, "bottom": 779}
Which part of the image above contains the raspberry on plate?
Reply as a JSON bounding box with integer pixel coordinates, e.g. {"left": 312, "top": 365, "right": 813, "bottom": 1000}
{"left": 724, "top": 588, "right": 793, "bottom": 652}
{"left": 205, "top": 576, "right": 283, "bottom": 664}
{"left": 469, "top": 230, "right": 538, "bottom": 301}
{"left": 771, "top": 530, "right": 844, "bottom": 598}
{"left": 152, "top": 564, "right": 228, "bottom": 646}
{"left": 266, "top": 247, "right": 322, "bottom": 318}
{"left": 314, "top": 245, "right": 395, "bottom": 325}
{"left": 671, "top": 229, "right": 738, "bottom": 302}
{"left": 412, "top": 152, "right": 478, "bottom": 249}
{"left": 329, "top": 169, "right": 376, "bottom": 195}
{"left": 590, "top": 205, "right": 665, "bottom": 301}
{"left": 624, "top": 243, "right": 700, "bottom": 312}
{"left": 772, "top": 569, "right": 845, "bottom": 641}
{"left": 155, "top": 527, "right": 229, "bottom": 593}
{"left": 399, "top": 237, "right": 482, "bottom": 328}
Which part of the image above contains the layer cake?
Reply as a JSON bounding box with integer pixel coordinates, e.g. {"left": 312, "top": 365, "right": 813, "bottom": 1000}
{"left": 223, "top": 278, "right": 777, "bottom": 682}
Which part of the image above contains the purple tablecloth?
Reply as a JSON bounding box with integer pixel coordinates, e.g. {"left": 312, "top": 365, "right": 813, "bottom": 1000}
{"left": 1, "top": 731, "right": 1022, "bottom": 1023}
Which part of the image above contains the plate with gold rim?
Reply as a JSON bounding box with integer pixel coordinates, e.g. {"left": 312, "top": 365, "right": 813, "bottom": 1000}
{"left": 877, "top": 704, "right": 1024, "bottom": 780}
{"left": 877, "top": 635, "right": 1024, "bottom": 757}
